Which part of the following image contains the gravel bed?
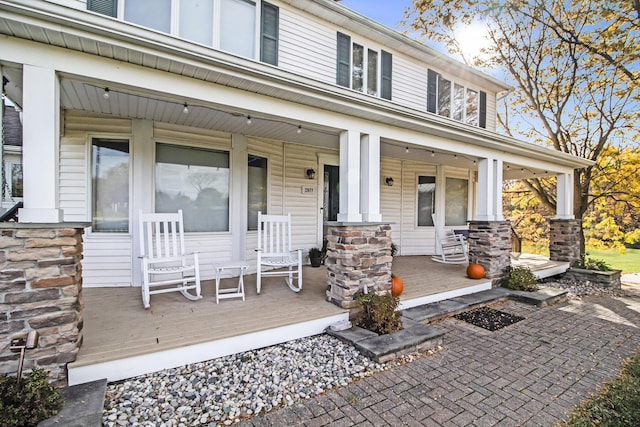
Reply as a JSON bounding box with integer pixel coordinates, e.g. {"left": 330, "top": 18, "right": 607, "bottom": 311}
{"left": 103, "top": 334, "right": 396, "bottom": 426}
{"left": 541, "top": 277, "right": 623, "bottom": 297}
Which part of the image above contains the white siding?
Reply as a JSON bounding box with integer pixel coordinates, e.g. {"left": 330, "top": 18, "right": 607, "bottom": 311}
{"left": 380, "top": 157, "right": 403, "bottom": 245}
{"left": 82, "top": 235, "right": 132, "bottom": 287}
{"left": 392, "top": 56, "right": 427, "bottom": 110}
{"left": 399, "top": 162, "right": 437, "bottom": 256}
{"left": 278, "top": 7, "right": 336, "bottom": 84}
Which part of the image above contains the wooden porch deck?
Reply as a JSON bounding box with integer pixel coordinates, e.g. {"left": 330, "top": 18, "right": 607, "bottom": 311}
{"left": 68, "top": 255, "right": 566, "bottom": 385}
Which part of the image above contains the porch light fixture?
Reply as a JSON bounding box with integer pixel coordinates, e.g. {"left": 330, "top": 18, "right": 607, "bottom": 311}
{"left": 297, "top": 125, "right": 302, "bottom": 134}
{"left": 306, "top": 168, "right": 316, "bottom": 179}
{"left": 405, "top": 147, "right": 409, "bottom": 153}
{"left": 431, "top": 151, "right": 435, "bottom": 157}
{"left": 103, "top": 87, "right": 110, "bottom": 99}
{"left": 183, "top": 103, "right": 189, "bottom": 114}
{"left": 385, "top": 177, "right": 394, "bottom": 186}
{"left": 246, "top": 115, "right": 252, "bottom": 125}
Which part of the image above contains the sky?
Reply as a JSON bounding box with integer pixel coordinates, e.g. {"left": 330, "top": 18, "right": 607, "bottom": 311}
{"left": 339, "top": 0, "right": 414, "bottom": 31}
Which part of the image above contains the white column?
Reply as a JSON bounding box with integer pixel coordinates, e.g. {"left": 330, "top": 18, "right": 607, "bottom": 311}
{"left": 337, "top": 130, "right": 362, "bottom": 222}
{"left": 475, "top": 158, "right": 504, "bottom": 221}
{"left": 360, "top": 134, "right": 382, "bottom": 222}
{"left": 556, "top": 172, "right": 575, "bottom": 219}
{"left": 230, "top": 134, "right": 248, "bottom": 260}
{"left": 18, "top": 65, "right": 62, "bottom": 223}
{"left": 493, "top": 159, "right": 504, "bottom": 221}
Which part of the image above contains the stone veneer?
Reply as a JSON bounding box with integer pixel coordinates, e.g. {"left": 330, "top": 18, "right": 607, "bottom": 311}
{"left": 467, "top": 221, "right": 512, "bottom": 285}
{"left": 0, "top": 223, "right": 86, "bottom": 386}
{"left": 325, "top": 223, "right": 393, "bottom": 309}
{"left": 549, "top": 219, "right": 581, "bottom": 265}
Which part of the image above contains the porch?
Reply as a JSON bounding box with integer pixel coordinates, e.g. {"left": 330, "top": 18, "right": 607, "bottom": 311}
{"left": 67, "top": 255, "right": 568, "bottom": 385}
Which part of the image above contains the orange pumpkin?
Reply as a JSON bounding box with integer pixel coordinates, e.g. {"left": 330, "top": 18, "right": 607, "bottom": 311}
{"left": 467, "top": 263, "right": 485, "bottom": 279}
{"left": 391, "top": 275, "right": 404, "bottom": 296}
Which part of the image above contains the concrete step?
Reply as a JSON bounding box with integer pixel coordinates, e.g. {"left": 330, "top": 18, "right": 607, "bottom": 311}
{"left": 39, "top": 378, "right": 107, "bottom": 427}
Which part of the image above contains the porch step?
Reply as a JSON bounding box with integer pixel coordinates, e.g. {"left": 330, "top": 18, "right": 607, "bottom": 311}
{"left": 39, "top": 379, "right": 107, "bottom": 427}
{"left": 507, "top": 287, "right": 569, "bottom": 307}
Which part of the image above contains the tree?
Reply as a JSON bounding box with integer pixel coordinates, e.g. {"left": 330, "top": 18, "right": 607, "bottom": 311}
{"left": 404, "top": 0, "right": 640, "bottom": 255}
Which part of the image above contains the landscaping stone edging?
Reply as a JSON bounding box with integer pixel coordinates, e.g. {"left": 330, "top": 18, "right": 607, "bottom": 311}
{"left": 39, "top": 378, "right": 107, "bottom": 427}
{"left": 563, "top": 268, "right": 622, "bottom": 290}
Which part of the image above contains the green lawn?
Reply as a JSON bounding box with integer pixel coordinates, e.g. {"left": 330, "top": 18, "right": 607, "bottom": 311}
{"left": 521, "top": 245, "right": 640, "bottom": 273}
{"left": 585, "top": 248, "right": 640, "bottom": 273}
{"left": 559, "top": 350, "right": 640, "bottom": 426}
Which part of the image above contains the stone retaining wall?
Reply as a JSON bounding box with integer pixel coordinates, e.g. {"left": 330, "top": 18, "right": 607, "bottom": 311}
{"left": 0, "top": 223, "right": 86, "bottom": 386}
{"left": 467, "top": 221, "right": 511, "bottom": 285}
{"left": 563, "top": 268, "right": 622, "bottom": 290}
{"left": 325, "top": 223, "right": 393, "bottom": 309}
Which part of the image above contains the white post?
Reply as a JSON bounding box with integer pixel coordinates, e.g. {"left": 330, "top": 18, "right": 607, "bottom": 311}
{"left": 337, "top": 130, "right": 362, "bottom": 222}
{"left": 476, "top": 158, "right": 495, "bottom": 221}
{"left": 18, "top": 65, "right": 62, "bottom": 223}
{"left": 231, "top": 134, "right": 249, "bottom": 260}
{"left": 360, "top": 134, "right": 382, "bottom": 222}
{"left": 556, "top": 172, "right": 575, "bottom": 219}
{"left": 493, "top": 159, "right": 504, "bottom": 221}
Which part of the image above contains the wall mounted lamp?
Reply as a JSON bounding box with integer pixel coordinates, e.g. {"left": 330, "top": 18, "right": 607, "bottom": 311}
{"left": 306, "top": 168, "right": 316, "bottom": 179}
{"left": 385, "top": 177, "right": 394, "bottom": 186}
{"left": 103, "top": 87, "right": 110, "bottom": 99}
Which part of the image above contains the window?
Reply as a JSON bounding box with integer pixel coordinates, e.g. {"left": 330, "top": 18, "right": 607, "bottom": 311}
{"left": 155, "top": 143, "right": 229, "bottom": 232}
{"left": 445, "top": 177, "right": 468, "bottom": 226}
{"left": 417, "top": 176, "right": 436, "bottom": 226}
{"left": 91, "top": 139, "right": 130, "bottom": 232}
{"left": 248, "top": 155, "right": 267, "bottom": 230}
{"left": 220, "top": 0, "right": 256, "bottom": 58}
{"left": 124, "top": 0, "right": 171, "bottom": 33}
{"left": 10, "top": 164, "right": 22, "bottom": 198}
{"left": 107, "top": 0, "right": 278, "bottom": 62}
{"left": 336, "top": 32, "right": 391, "bottom": 99}
{"left": 427, "top": 69, "right": 487, "bottom": 128}
{"left": 180, "top": 0, "right": 214, "bottom": 46}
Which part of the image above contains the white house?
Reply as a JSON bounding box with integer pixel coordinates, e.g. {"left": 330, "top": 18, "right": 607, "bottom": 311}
{"left": 0, "top": 0, "right": 591, "bottom": 384}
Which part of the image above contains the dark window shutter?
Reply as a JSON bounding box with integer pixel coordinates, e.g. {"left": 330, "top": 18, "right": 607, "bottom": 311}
{"left": 427, "top": 69, "right": 438, "bottom": 113}
{"left": 381, "top": 50, "right": 392, "bottom": 100}
{"left": 336, "top": 32, "right": 351, "bottom": 87}
{"left": 87, "top": 0, "right": 117, "bottom": 17}
{"left": 479, "top": 91, "right": 487, "bottom": 128}
{"left": 260, "top": 2, "right": 279, "bottom": 66}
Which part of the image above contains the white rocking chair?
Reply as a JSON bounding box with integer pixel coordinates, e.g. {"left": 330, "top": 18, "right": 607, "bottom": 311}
{"left": 431, "top": 213, "right": 469, "bottom": 265}
{"left": 256, "top": 212, "right": 303, "bottom": 294}
{"left": 139, "top": 210, "right": 202, "bottom": 309}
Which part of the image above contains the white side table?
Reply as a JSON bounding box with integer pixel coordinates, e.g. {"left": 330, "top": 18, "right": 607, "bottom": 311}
{"left": 213, "top": 263, "right": 248, "bottom": 304}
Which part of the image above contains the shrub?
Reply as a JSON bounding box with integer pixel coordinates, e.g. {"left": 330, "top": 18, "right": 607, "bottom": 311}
{"left": 0, "top": 369, "right": 63, "bottom": 427}
{"left": 503, "top": 266, "right": 538, "bottom": 292}
{"left": 354, "top": 291, "right": 402, "bottom": 334}
{"left": 577, "top": 257, "right": 613, "bottom": 272}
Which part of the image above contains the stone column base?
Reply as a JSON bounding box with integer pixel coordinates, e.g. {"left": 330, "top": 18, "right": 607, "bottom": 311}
{"left": 549, "top": 219, "right": 580, "bottom": 265}
{"left": 325, "top": 223, "right": 393, "bottom": 309}
{"left": 468, "top": 221, "right": 511, "bottom": 286}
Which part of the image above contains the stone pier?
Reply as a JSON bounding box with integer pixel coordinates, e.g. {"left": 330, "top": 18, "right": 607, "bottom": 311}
{"left": 0, "top": 223, "right": 86, "bottom": 386}
{"left": 325, "top": 223, "right": 393, "bottom": 309}
{"left": 549, "top": 219, "right": 581, "bottom": 265}
{"left": 468, "top": 221, "right": 512, "bottom": 285}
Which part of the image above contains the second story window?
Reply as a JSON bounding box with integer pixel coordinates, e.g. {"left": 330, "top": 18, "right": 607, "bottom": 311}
{"left": 336, "top": 32, "right": 392, "bottom": 100}
{"left": 88, "top": 0, "right": 279, "bottom": 64}
{"left": 427, "top": 69, "right": 487, "bottom": 128}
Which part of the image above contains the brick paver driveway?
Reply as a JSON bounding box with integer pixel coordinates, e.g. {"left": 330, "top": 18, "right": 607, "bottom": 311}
{"left": 240, "top": 293, "right": 640, "bottom": 426}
